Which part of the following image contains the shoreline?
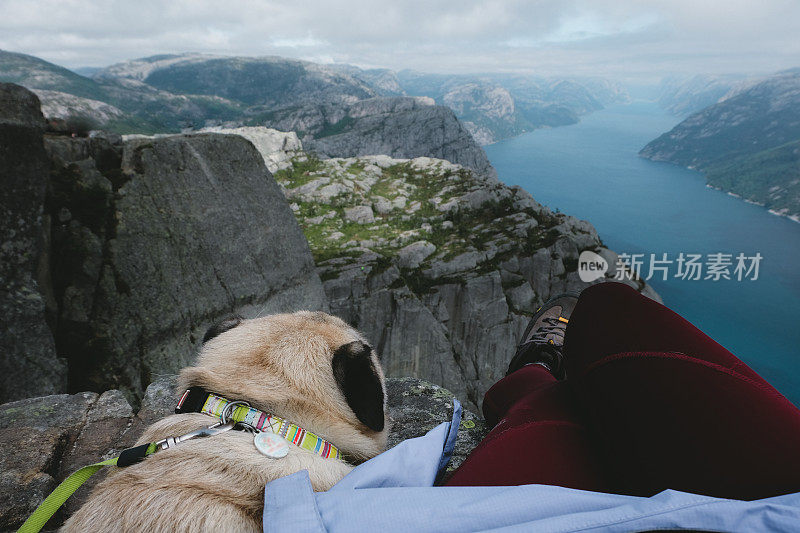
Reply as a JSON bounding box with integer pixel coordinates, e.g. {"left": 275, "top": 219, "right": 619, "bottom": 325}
{"left": 705, "top": 184, "right": 800, "bottom": 224}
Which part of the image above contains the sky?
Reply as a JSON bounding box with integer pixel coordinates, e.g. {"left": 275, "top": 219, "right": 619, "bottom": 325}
{"left": 1, "top": 0, "right": 799, "bottom": 81}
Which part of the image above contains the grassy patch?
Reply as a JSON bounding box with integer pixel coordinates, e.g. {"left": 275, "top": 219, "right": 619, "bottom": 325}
{"left": 276, "top": 154, "right": 562, "bottom": 274}
{"left": 273, "top": 155, "right": 325, "bottom": 187}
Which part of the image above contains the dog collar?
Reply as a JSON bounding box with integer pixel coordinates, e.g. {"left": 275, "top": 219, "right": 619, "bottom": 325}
{"left": 175, "top": 387, "right": 342, "bottom": 460}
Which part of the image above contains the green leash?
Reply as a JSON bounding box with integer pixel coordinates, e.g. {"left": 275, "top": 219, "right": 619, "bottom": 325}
{"left": 19, "top": 456, "right": 118, "bottom": 533}
{"left": 18, "top": 419, "right": 235, "bottom": 533}
{"left": 17, "top": 442, "right": 158, "bottom": 533}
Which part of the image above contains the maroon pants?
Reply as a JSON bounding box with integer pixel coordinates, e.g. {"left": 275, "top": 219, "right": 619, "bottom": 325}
{"left": 446, "top": 282, "right": 800, "bottom": 500}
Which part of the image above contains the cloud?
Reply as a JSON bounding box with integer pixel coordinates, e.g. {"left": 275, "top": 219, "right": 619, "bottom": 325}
{"left": 0, "top": 0, "right": 798, "bottom": 79}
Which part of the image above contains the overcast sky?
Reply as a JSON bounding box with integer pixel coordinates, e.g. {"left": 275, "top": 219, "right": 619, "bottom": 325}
{"left": 1, "top": 0, "right": 799, "bottom": 81}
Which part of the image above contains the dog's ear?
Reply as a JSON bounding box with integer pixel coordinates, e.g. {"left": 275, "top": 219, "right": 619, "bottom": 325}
{"left": 202, "top": 315, "right": 243, "bottom": 344}
{"left": 332, "top": 341, "right": 385, "bottom": 432}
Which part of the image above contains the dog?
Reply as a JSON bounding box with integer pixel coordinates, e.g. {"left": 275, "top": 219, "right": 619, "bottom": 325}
{"left": 63, "top": 311, "right": 388, "bottom": 532}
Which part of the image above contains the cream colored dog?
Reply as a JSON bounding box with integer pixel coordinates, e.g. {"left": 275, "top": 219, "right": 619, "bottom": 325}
{"left": 63, "top": 311, "right": 388, "bottom": 532}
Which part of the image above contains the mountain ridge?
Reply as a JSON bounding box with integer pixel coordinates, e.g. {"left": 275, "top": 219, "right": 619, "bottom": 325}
{"left": 0, "top": 49, "right": 628, "bottom": 146}
{"left": 641, "top": 69, "right": 800, "bottom": 220}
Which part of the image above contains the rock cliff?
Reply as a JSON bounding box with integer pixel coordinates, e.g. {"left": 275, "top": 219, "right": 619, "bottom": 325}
{"left": 441, "top": 82, "right": 526, "bottom": 145}
{"left": 271, "top": 145, "right": 659, "bottom": 410}
{"left": 44, "top": 131, "right": 327, "bottom": 400}
{"left": 0, "top": 376, "right": 486, "bottom": 531}
{"left": 0, "top": 83, "right": 66, "bottom": 402}
{"left": 0, "top": 84, "right": 327, "bottom": 403}
{"left": 260, "top": 96, "right": 497, "bottom": 179}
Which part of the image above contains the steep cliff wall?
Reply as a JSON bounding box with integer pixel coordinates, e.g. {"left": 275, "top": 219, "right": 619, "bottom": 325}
{"left": 42, "top": 132, "right": 327, "bottom": 400}
{"left": 0, "top": 83, "right": 66, "bottom": 402}
{"left": 0, "top": 85, "right": 328, "bottom": 402}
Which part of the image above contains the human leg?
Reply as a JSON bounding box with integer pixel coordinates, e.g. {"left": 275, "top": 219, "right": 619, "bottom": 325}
{"left": 564, "top": 282, "right": 800, "bottom": 500}
{"left": 445, "top": 295, "right": 611, "bottom": 489}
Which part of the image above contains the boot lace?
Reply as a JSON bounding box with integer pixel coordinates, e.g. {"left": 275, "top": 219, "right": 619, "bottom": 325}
{"left": 526, "top": 316, "right": 567, "bottom": 347}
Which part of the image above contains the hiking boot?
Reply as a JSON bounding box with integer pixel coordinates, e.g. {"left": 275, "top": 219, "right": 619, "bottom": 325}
{"left": 506, "top": 292, "right": 579, "bottom": 379}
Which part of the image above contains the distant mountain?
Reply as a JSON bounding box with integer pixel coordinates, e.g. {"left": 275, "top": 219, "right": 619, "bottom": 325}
{"left": 327, "top": 65, "right": 405, "bottom": 96}
{"left": 641, "top": 69, "right": 800, "bottom": 219}
{"left": 98, "top": 54, "right": 377, "bottom": 107}
{"left": 566, "top": 77, "right": 630, "bottom": 106}
{"left": 0, "top": 50, "right": 107, "bottom": 101}
{"left": 656, "top": 74, "right": 756, "bottom": 116}
{"left": 0, "top": 50, "right": 245, "bottom": 132}
{"left": 0, "top": 49, "right": 626, "bottom": 161}
{"left": 0, "top": 49, "right": 497, "bottom": 176}
{"left": 440, "top": 82, "right": 526, "bottom": 145}
{"left": 395, "top": 71, "right": 629, "bottom": 144}
{"left": 71, "top": 66, "right": 102, "bottom": 77}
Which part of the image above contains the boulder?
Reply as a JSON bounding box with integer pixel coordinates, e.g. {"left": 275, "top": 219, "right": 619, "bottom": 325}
{"left": 42, "top": 131, "right": 327, "bottom": 400}
{"left": 0, "top": 391, "right": 97, "bottom": 528}
{"left": 343, "top": 205, "right": 375, "bottom": 224}
{"left": 396, "top": 240, "right": 436, "bottom": 269}
{"left": 0, "top": 83, "right": 66, "bottom": 402}
{"left": 372, "top": 195, "right": 393, "bottom": 215}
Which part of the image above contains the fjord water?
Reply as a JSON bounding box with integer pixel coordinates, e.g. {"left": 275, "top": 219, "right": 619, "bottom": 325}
{"left": 486, "top": 101, "right": 800, "bottom": 406}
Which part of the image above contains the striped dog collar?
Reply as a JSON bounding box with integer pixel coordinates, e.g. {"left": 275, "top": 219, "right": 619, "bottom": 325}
{"left": 175, "top": 387, "right": 342, "bottom": 460}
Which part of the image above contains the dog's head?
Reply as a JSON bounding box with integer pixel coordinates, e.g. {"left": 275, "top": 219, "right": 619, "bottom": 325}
{"left": 178, "top": 311, "right": 388, "bottom": 460}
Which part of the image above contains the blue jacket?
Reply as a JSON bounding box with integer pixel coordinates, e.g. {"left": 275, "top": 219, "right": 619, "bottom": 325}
{"left": 264, "top": 402, "right": 800, "bottom": 532}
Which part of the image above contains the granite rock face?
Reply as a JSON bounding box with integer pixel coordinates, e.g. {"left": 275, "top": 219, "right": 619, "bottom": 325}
{"left": 441, "top": 82, "right": 523, "bottom": 145}
{"left": 0, "top": 83, "right": 66, "bottom": 402}
{"left": 385, "top": 377, "right": 487, "bottom": 473}
{"left": 42, "top": 131, "right": 327, "bottom": 400}
{"left": 1, "top": 87, "right": 327, "bottom": 402}
{"left": 0, "top": 376, "right": 484, "bottom": 531}
{"left": 263, "top": 97, "right": 497, "bottom": 179}
{"left": 0, "top": 391, "right": 99, "bottom": 529}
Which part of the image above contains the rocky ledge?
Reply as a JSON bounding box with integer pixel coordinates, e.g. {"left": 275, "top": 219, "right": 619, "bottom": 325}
{"left": 0, "top": 377, "right": 485, "bottom": 531}
{"left": 273, "top": 149, "right": 660, "bottom": 410}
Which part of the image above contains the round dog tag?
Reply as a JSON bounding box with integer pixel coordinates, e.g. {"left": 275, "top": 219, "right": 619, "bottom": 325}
{"left": 254, "top": 432, "right": 289, "bottom": 459}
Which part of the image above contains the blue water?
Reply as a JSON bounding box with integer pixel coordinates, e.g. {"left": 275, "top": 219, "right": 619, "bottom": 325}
{"left": 485, "top": 101, "right": 800, "bottom": 406}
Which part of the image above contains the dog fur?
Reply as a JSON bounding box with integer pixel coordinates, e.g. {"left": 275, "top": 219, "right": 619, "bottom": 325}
{"left": 63, "top": 311, "right": 388, "bottom": 532}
